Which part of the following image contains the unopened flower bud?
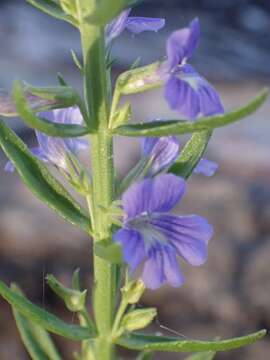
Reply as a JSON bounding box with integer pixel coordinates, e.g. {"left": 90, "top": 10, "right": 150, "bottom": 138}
{"left": 122, "top": 279, "right": 145, "bottom": 304}
{"left": 121, "top": 308, "right": 157, "bottom": 332}
{"left": 116, "top": 62, "right": 162, "bottom": 95}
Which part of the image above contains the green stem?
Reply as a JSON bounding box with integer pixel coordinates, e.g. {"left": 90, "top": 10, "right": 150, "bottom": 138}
{"left": 80, "top": 23, "right": 117, "bottom": 360}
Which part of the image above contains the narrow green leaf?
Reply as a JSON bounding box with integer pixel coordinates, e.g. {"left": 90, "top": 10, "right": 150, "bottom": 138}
{"left": 0, "top": 281, "right": 94, "bottom": 341}
{"left": 12, "top": 284, "right": 62, "bottom": 360}
{"left": 24, "top": 84, "right": 80, "bottom": 106}
{"left": 0, "top": 120, "right": 91, "bottom": 232}
{"left": 13, "top": 309, "right": 52, "bottom": 360}
{"left": 185, "top": 351, "right": 216, "bottom": 360}
{"left": 169, "top": 131, "right": 212, "bottom": 179}
{"left": 26, "top": 0, "right": 75, "bottom": 25}
{"left": 115, "top": 330, "right": 267, "bottom": 352}
{"left": 13, "top": 81, "right": 91, "bottom": 137}
{"left": 112, "top": 88, "right": 268, "bottom": 137}
{"left": 57, "top": 73, "right": 68, "bottom": 87}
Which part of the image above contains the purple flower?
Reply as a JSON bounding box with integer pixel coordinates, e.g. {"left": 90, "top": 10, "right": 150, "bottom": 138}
{"left": 106, "top": 9, "right": 165, "bottom": 43}
{"left": 142, "top": 136, "right": 218, "bottom": 177}
{"left": 158, "top": 18, "right": 224, "bottom": 119}
{"left": 5, "top": 107, "right": 87, "bottom": 172}
{"left": 113, "top": 174, "right": 213, "bottom": 289}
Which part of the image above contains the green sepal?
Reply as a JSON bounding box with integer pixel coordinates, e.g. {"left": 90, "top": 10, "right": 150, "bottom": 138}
{"left": 121, "top": 308, "right": 157, "bottom": 333}
{"left": 11, "top": 284, "right": 62, "bottom": 360}
{"left": 169, "top": 131, "right": 212, "bottom": 179}
{"left": 0, "top": 120, "right": 91, "bottom": 233}
{"left": 115, "top": 330, "right": 266, "bottom": 352}
{"left": 121, "top": 280, "right": 145, "bottom": 305}
{"left": 185, "top": 352, "right": 216, "bottom": 360}
{"left": 57, "top": 73, "right": 68, "bottom": 87}
{"left": 115, "top": 62, "right": 161, "bottom": 95}
{"left": 62, "top": 153, "right": 92, "bottom": 195}
{"left": 0, "top": 281, "right": 95, "bottom": 341}
{"left": 0, "top": 87, "right": 71, "bottom": 118}
{"left": 94, "top": 241, "right": 123, "bottom": 264}
{"left": 72, "top": 268, "right": 81, "bottom": 291}
{"left": 46, "top": 274, "right": 87, "bottom": 312}
{"left": 116, "top": 157, "right": 152, "bottom": 197}
{"left": 13, "top": 81, "right": 91, "bottom": 137}
{"left": 70, "top": 50, "right": 83, "bottom": 72}
{"left": 26, "top": 0, "right": 75, "bottom": 26}
{"left": 110, "top": 102, "right": 131, "bottom": 129}
{"left": 112, "top": 88, "right": 268, "bottom": 137}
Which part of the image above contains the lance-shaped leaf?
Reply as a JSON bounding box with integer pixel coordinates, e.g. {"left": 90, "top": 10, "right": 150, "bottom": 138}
{"left": 112, "top": 88, "right": 268, "bottom": 137}
{"left": 26, "top": 0, "right": 75, "bottom": 26}
{"left": 0, "top": 120, "right": 91, "bottom": 233}
{"left": 24, "top": 83, "right": 89, "bottom": 123}
{"left": 169, "top": 131, "right": 212, "bottom": 179}
{"left": 11, "top": 284, "right": 62, "bottom": 360}
{"left": 24, "top": 84, "right": 80, "bottom": 107}
{"left": 185, "top": 352, "right": 216, "bottom": 360}
{"left": 115, "top": 330, "right": 266, "bottom": 352}
{"left": 0, "top": 281, "right": 94, "bottom": 341}
{"left": 13, "top": 82, "right": 91, "bottom": 137}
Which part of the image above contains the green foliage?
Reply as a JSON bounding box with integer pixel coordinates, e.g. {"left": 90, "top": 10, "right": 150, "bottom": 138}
{"left": 112, "top": 88, "right": 269, "bottom": 137}
{"left": 115, "top": 330, "right": 266, "bottom": 352}
{"left": 26, "top": 0, "right": 75, "bottom": 25}
{"left": 46, "top": 275, "right": 87, "bottom": 312}
{"left": 24, "top": 83, "right": 79, "bottom": 104}
{"left": 0, "top": 120, "right": 91, "bottom": 232}
{"left": 13, "top": 81, "right": 91, "bottom": 137}
{"left": 170, "top": 131, "right": 212, "bottom": 179}
{"left": 11, "top": 284, "right": 62, "bottom": 360}
{"left": 0, "top": 281, "right": 94, "bottom": 341}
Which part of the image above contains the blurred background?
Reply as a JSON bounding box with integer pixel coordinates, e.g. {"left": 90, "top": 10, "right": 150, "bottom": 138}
{"left": 0, "top": 0, "right": 270, "bottom": 359}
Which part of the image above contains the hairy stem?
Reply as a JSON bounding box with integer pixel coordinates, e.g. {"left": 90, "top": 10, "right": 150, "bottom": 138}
{"left": 81, "top": 24, "right": 117, "bottom": 360}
